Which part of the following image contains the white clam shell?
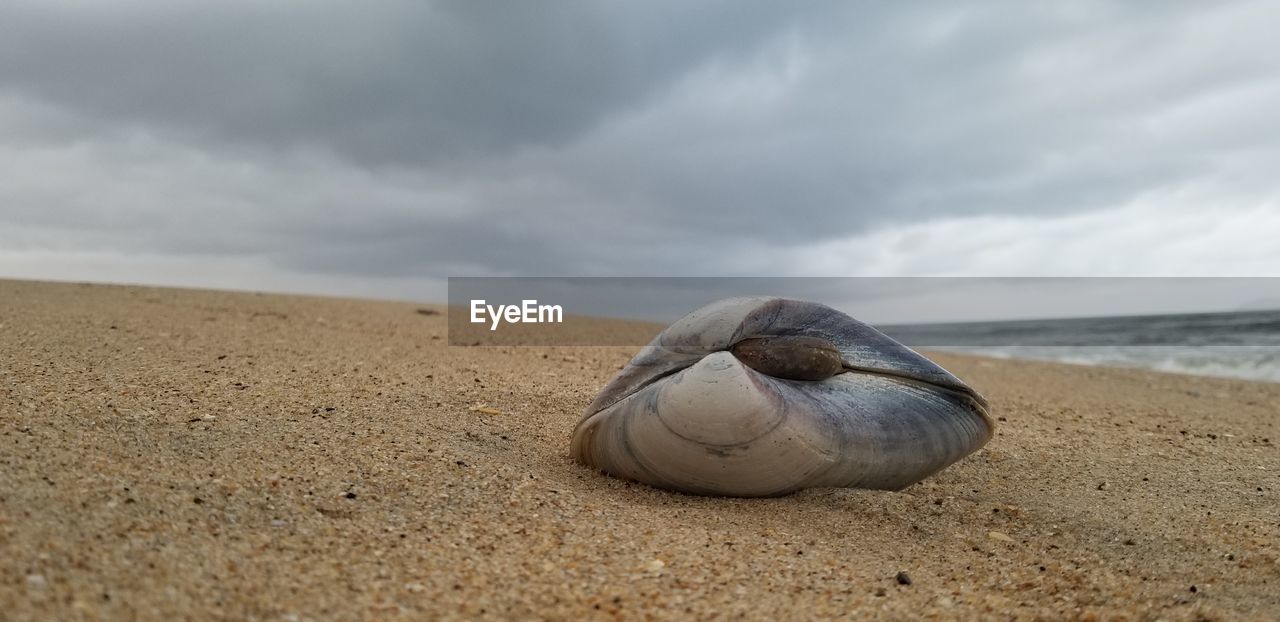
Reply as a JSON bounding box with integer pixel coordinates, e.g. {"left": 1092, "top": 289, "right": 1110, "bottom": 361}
{"left": 570, "top": 297, "right": 994, "bottom": 497}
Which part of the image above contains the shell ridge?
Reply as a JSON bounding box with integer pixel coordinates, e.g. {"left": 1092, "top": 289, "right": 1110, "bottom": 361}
{"left": 765, "top": 378, "right": 848, "bottom": 492}
{"left": 613, "top": 387, "right": 690, "bottom": 490}
{"left": 652, "top": 360, "right": 790, "bottom": 449}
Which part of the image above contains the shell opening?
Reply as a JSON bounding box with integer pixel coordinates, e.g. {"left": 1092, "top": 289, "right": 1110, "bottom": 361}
{"left": 728, "top": 335, "right": 844, "bottom": 381}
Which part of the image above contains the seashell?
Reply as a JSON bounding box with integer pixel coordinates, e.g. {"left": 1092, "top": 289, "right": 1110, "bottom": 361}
{"left": 569, "top": 296, "right": 994, "bottom": 497}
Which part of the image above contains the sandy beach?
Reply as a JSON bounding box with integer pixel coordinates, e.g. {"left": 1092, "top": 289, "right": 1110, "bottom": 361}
{"left": 1, "top": 279, "right": 1277, "bottom": 620}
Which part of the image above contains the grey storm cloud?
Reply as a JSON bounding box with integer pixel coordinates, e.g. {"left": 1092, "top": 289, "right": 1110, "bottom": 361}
{"left": 0, "top": 0, "right": 832, "bottom": 162}
{"left": 1, "top": 0, "right": 1278, "bottom": 299}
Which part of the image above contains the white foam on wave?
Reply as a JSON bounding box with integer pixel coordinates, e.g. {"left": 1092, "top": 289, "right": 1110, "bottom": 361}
{"left": 937, "top": 346, "right": 1280, "bottom": 383}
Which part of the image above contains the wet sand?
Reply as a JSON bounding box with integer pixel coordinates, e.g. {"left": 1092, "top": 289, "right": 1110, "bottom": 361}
{"left": 1, "top": 279, "right": 1277, "bottom": 620}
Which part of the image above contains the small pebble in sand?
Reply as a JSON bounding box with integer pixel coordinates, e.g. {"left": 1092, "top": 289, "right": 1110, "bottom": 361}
{"left": 895, "top": 571, "right": 912, "bottom": 585}
{"left": 988, "top": 531, "right": 1014, "bottom": 543}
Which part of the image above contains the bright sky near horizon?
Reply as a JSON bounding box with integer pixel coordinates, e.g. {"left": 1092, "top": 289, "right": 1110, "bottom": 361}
{"left": 2, "top": 1, "right": 1279, "bottom": 313}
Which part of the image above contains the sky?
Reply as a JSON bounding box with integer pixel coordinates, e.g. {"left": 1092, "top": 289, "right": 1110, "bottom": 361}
{"left": 2, "top": 1, "right": 1280, "bottom": 315}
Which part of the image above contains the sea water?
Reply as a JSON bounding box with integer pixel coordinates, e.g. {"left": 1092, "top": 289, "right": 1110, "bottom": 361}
{"left": 879, "top": 309, "right": 1280, "bottom": 383}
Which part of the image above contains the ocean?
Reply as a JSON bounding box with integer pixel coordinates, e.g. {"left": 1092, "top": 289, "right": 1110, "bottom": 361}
{"left": 878, "top": 309, "right": 1280, "bottom": 383}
